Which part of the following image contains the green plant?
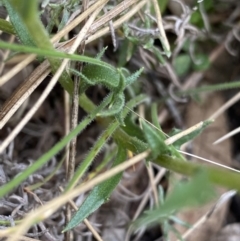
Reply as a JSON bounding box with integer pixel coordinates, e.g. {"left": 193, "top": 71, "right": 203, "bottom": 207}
{"left": 0, "top": 0, "right": 240, "bottom": 240}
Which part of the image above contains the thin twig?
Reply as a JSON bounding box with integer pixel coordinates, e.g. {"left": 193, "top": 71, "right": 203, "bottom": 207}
{"left": 0, "top": 60, "right": 51, "bottom": 129}
{"left": 66, "top": 1, "right": 90, "bottom": 240}
{"left": 64, "top": 90, "right": 70, "bottom": 174}
{"left": 179, "top": 150, "right": 240, "bottom": 174}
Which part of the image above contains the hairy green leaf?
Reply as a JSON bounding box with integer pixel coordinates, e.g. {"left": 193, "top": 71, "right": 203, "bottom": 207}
{"left": 63, "top": 143, "right": 127, "bottom": 232}
{"left": 72, "top": 65, "right": 144, "bottom": 125}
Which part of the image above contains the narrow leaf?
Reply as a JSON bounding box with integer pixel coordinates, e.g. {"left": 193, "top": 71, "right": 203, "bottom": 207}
{"left": 63, "top": 143, "right": 127, "bottom": 232}
{"left": 0, "top": 41, "right": 113, "bottom": 69}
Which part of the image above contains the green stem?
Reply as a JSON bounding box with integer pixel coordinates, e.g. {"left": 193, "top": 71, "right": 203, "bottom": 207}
{"left": 155, "top": 155, "right": 240, "bottom": 192}
{"left": 178, "top": 81, "right": 240, "bottom": 96}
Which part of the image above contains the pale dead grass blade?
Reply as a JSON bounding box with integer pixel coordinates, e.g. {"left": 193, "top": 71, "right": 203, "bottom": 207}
{"left": 179, "top": 150, "right": 240, "bottom": 174}
{"left": 51, "top": 0, "right": 110, "bottom": 44}
{"left": 0, "top": 60, "right": 51, "bottom": 129}
{"left": 0, "top": 7, "right": 103, "bottom": 154}
{"left": 125, "top": 168, "right": 166, "bottom": 241}
{"left": 0, "top": 0, "right": 136, "bottom": 87}
{"left": 151, "top": 0, "right": 171, "bottom": 56}
{"left": 89, "top": 0, "right": 139, "bottom": 34}
{"left": 83, "top": 219, "right": 103, "bottom": 241}
{"left": 146, "top": 163, "right": 158, "bottom": 203}
{"left": 85, "top": 0, "right": 148, "bottom": 44}
{"left": 213, "top": 126, "right": 240, "bottom": 145}
{"left": 209, "top": 91, "right": 240, "bottom": 120}
{"left": 132, "top": 168, "right": 166, "bottom": 221}
{"left": 56, "top": 0, "right": 148, "bottom": 50}
{"left": 0, "top": 54, "right": 37, "bottom": 87}
{"left": 4, "top": 54, "right": 29, "bottom": 65}
{"left": 165, "top": 121, "right": 212, "bottom": 145}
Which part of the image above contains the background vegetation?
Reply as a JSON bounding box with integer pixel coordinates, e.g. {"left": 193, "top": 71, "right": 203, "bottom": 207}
{"left": 0, "top": 0, "right": 240, "bottom": 240}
